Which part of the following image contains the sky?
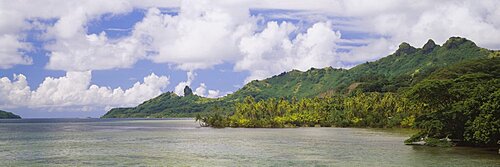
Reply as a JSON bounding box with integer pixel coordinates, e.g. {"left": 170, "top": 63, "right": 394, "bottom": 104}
{"left": 1, "top": 0, "right": 500, "bottom": 118}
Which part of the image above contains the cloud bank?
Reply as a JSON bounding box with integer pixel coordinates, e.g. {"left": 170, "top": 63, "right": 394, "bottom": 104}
{"left": 0, "top": 72, "right": 169, "bottom": 111}
{"left": 236, "top": 21, "right": 341, "bottom": 82}
{"left": 1, "top": 0, "right": 500, "bottom": 111}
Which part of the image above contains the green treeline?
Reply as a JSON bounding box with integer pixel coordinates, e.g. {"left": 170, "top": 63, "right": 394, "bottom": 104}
{"left": 199, "top": 57, "right": 500, "bottom": 146}
{"left": 405, "top": 57, "right": 500, "bottom": 145}
{"left": 198, "top": 93, "right": 422, "bottom": 128}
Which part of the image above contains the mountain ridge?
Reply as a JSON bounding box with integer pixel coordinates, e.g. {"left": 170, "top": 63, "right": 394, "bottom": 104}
{"left": 102, "top": 37, "right": 497, "bottom": 118}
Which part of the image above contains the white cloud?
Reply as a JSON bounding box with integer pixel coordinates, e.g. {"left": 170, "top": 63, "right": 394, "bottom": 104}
{"left": 2, "top": 0, "right": 500, "bottom": 72}
{"left": 41, "top": 1, "right": 148, "bottom": 71}
{"left": 193, "top": 83, "right": 222, "bottom": 98}
{"left": 0, "top": 34, "right": 32, "bottom": 69}
{"left": 339, "top": 38, "right": 397, "bottom": 65}
{"left": 0, "top": 3, "right": 33, "bottom": 69}
{"left": 0, "top": 72, "right": 169, "bottom": 110}
{"left": 194, "top": 83, "right": 207, "bottom": 96}
{"left": 44, "top": 31, "right": 147, "bottom": 71}
{"left": 0, "top": 74, "right": 31, "bottom": 106}
{"left": 332, "top": 0, "right": 500, "bottom": 61}
{"left": 5, "top": 0, "right": 257, "bottom": 72}
{"left": 1, "top": 0, "right": 500, "bottom": 111}
{"left": 249, "top": 0, "right": 500, "bottom": 63}
{"left": 134, "top": 0, "right": 255, "bottom": 71}
{"left": 0, "top": 0, "right": 137, "bottom": 70}
{"left": 207, "top": 90, "right": 221, "bottom": 98}
{"left": 236, "top": 21, "right": 341, "bottom": 82}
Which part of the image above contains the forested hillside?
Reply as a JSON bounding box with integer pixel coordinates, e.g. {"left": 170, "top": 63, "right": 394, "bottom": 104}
{"left": 102, "top": 37, "right": 496, "bottom": 119}
{"left": 199, "top": 57, "right": 500, "bottom": 146}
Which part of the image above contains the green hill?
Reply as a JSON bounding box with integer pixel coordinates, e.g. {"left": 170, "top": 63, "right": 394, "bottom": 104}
{"left": 0, "top": 110, "right": 21, "bottom": 119}
{"left": 226, "top": 37, "right": 491, "bottom": 99}
{"left": 102, "top": 37, "right": 497, "bottom": 118}
{"left": 198, "top": 57, "right": 499, "bottom": 146}
{"left": 103, "top": 87, "right": 225, "bottom": 118}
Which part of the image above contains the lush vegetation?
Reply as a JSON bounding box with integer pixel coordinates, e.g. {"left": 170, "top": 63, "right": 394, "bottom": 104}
{"left": 0, "top": 110, "right": 21, "bottom": 119}
{"left": 102, "top": 86, "right": 230, "bottom": 118}
{"left": 102, "top": 37, "right": 500, "bottom": 146}
{"left": 199, "top": 57, "right": 500, "bottom": 146}
{"left": 404, "top": 57, "right": 500, "bottom": 146}
{"left": 197, "top": 93, "right": 423, "bottom": 128}
{"left": 103, "top": 37, "right": 493, "bottom": 119}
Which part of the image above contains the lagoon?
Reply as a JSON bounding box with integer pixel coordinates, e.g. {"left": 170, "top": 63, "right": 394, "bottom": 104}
{"left": 0, "top": 119, "right": 498, "bottom": 166}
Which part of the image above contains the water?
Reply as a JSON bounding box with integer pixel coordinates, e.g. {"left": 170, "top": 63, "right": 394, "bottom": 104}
{"left": 0, "top": 119, "right": 498, "bottom": 166}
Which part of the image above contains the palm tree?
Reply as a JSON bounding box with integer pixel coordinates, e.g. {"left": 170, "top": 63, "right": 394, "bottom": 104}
{"left": 195, "top": 113, "right": 207, "bottom": 127}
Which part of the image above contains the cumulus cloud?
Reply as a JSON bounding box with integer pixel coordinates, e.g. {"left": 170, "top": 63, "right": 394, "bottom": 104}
{"left": 2, "top": 0, "right": 500, "bottom": 112}
{"left": 41, "top": 1, "right": 148, "bottom": 71}
{"left": 248, "top": 0, "right": 500, "bottom": 64}
{"left": 2, "top": 0, "right": 256, "bottom": 72}
{"left": 331, "top": 0, "right": 500, "bottom": 61}
{"left": 194, "top": 83, "right": 222, "bottom": 98}
{"left": 2, "top": 0, "right": 500, "bottom": 72}
{"left": 134, "top": 0, "right": 255, "bottom": 71}
{"left": 0, "top": 72, "right": 169, "bottom": 110}
{"left": 207, "top": 90, "right": 221, "bottom": 98}
{"left": 0, "top": 3, "right": 33, "bottom": 69}
{"left": 236, "top": 21, "right": 341, "bottom": 82}
{"left": 194, "top": 83, "right": 207, "bottom": 96}
{"left": 395, "top": 2, "right": 500, "bottom": 49}
{"left": 0, "top": 34, "right": 32, "bottom": 69}
{"left": 0, "top": 74, "right": 31, "bottom": 105}
{"left": 44, "top": 31, "right": 147, "bottom": 71}
{"left": 0, "top": 0, "right": 140, "bottom": 70}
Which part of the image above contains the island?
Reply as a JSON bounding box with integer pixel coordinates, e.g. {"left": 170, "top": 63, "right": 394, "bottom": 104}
{"left": 0, "top": 110, "right": 21, "bottom": 119}
{"left": 102, "top": 37, "right": 500, "bottom": 148}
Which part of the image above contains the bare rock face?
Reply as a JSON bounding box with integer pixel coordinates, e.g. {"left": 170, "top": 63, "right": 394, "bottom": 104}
{"left": 184, "top": 86, "right": 193, "bottom": 96}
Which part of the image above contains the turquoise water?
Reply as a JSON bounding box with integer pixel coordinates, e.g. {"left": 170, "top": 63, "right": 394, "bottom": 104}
{"left": 0, "top": 119, "right": 498, "bottom": 166}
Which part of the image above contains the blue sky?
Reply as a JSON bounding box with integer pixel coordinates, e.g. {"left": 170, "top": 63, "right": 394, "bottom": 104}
{"left": 1, "top": 0, "right": 500, "bottom": 118}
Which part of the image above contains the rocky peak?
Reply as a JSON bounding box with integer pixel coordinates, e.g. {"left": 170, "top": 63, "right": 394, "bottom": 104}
{"left": 394, "top": 42, "right": 417, "bottom": 56}
{"left": 422, "top": 39, "right": 438, "bottom": 53}
{"left": 184, "top": 86, "right": 193, "bottom": 96}
{"left": 443, "top": 37, "right": 476, "bottom": 49}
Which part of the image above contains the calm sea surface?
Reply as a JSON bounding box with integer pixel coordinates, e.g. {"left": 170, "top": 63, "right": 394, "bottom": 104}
{"left": 0, "top": 119, "right": 498, "bottom": 166}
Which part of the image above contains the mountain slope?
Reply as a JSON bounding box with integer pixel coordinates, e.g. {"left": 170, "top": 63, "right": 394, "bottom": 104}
{"left": 230, "top": 37, "right": 492, "bottom": 99}
{"left": 0, "top": 110, "right": 21, "bottom": 119}
{"left": 102, "top": 37, "right": 497, "bottom": 118}
{"left": 103, "top": 86, "right": 226, "bottom": 118}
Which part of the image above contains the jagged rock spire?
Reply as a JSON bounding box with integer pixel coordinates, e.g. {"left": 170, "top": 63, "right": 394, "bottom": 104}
{"left": 184, "top": 86, "right": 193, "bottom": 96}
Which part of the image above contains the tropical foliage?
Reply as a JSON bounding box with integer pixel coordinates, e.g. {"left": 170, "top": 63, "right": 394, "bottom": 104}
{"left": 199, "top": 93, "right": 423, "bottom": 128}
{"left": 199, "top": 57, "right": 500, "bottom": 146}
{"left": 405, "top": 57, "right": 500, "bottom": 145}
{"left": 103, "top": 37, "right": 494, "bottom": 119}
{"left": 101, "top": 37, "right": 500, "bottom": 146}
